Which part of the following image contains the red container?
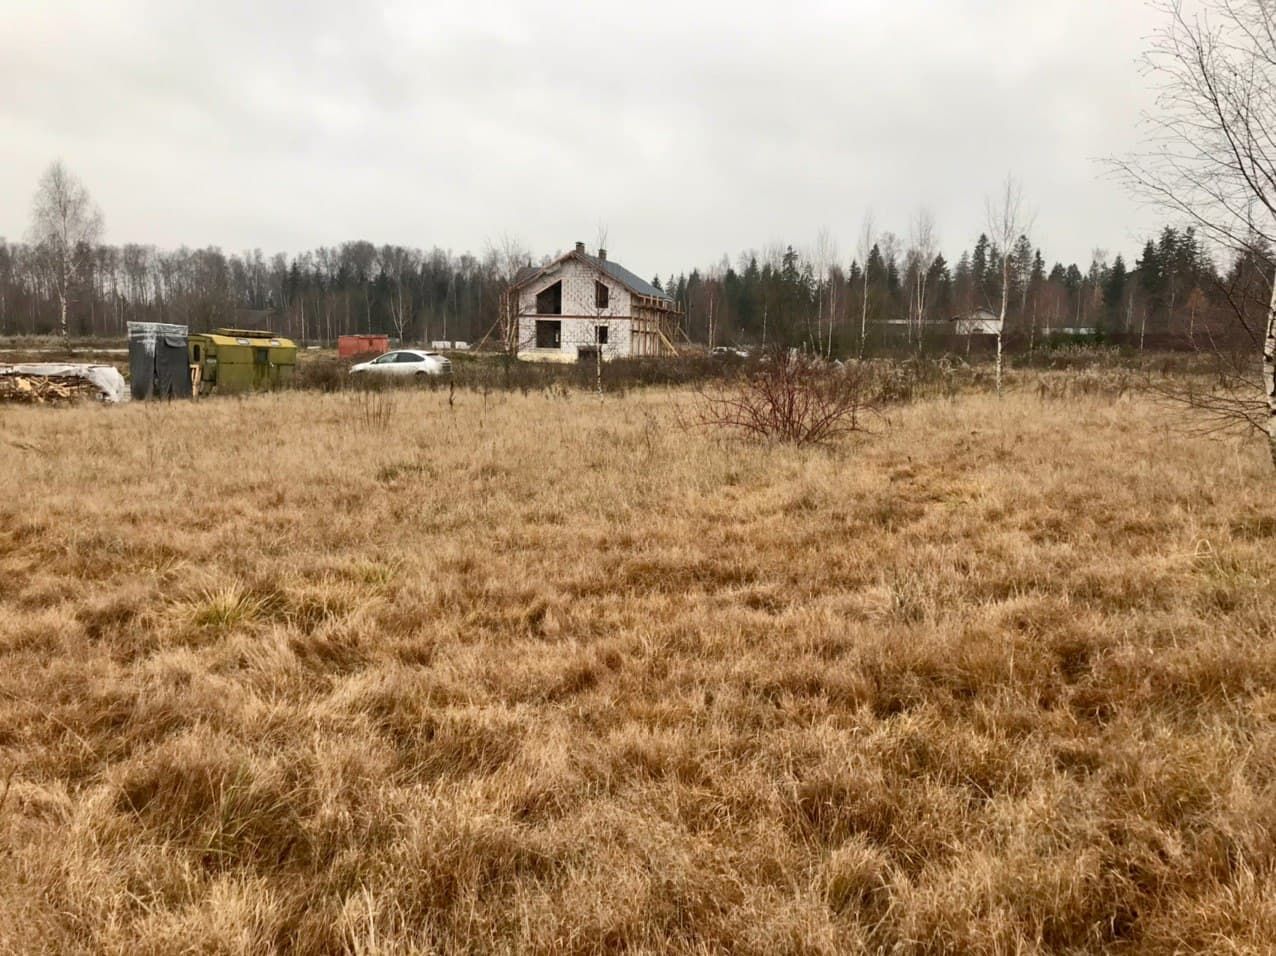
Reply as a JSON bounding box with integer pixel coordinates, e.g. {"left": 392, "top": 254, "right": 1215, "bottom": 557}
{"left": 337, "top": 335, "right": 389, "bottom": 359}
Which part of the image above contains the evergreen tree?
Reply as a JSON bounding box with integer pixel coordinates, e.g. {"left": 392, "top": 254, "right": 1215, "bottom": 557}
{"left": 866, "top": 244, "right": 886, "bottom": 284}
{"left": 972, "top": 233, "right": 991, "bottom": 293}
{"left": 1012, "top": 235, "right": 1034, "bottom": 298}
{"left": 927, "top": 254, "right": 952, "bottom": 316}
{"left": 1136, "top": 240, "right": 1162, "bottom": 301}
{"left": 884, "top": 252, "right": 900, "bottom": 295}
{"left": 1104, "top": 254, "right": 1128, "bottom": 313}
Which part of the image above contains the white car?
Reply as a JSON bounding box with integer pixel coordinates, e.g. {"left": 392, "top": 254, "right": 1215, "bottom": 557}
{"left": 350, "top": 349, "right": 453, "bottom": 378}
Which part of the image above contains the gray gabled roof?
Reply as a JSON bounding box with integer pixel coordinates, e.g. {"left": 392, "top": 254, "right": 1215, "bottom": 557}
{"left": 513, "top": 249, "right": 674, "bottom": 305}
{"left": 580, "top": 253, "right": 672, "bottom": 303}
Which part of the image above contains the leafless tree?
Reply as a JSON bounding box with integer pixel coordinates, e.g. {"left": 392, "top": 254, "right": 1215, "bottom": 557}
{"left": 811, "top": 226, "right": 838, "bottom": 358}
{"left": 908, "top": 209, "right": 937, "bottom": 348}
{"left": 28, "top": 161, "right": 103, "bottom": 346}
{"left": 1111, "top": 0, "right": 1276, "bottom": 463}
{"left": 588, "top": 262, "right": 611, "bottom": 400}
{"left": 380, "top": 245, "right": 419, "bottom": 344}
{"left": 702, "top": 256, "right": 730, "bottom": 350}
{"left": 760, "top": 242, "right": 786, "bottom": 347}
{"left": 878, "top": 230, "right": 902, "bottom": 342}
{"left": 986, "top": 175, "right": 1032, "bottom": 396}
{"left": 481, "top": 233, "right": 531, "bottom": 354}
{"left": 856, "top": 211, "right": 875, "bottom": 358}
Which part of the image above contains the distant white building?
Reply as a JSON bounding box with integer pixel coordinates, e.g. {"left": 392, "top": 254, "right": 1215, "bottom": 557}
{"left": 510, "top": 243, "right": 683, "bottom": 362}
{"left": 951, "top": 308, "right": 1003, "bottom": 335}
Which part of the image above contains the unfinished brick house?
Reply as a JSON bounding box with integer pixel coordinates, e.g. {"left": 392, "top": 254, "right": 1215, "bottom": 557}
{"left": 510, "top": 243, "right": 682, "bottom": 362}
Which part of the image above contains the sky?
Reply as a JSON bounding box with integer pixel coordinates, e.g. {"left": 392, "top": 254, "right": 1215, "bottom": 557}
{"left": 0, "top": 0, "right": 1163, "bottom": 276}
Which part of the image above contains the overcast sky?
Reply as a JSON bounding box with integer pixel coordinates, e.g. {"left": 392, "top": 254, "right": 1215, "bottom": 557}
{"left": 1, "top": 0, "right": 1162, "bottom": 275}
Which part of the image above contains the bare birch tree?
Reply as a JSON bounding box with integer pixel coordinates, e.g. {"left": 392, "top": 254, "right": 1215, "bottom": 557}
{"left": 590, "top": 227, "right": 612, "bottom": 399}
{"left": 856, "top": 211, "right": 875, "bottom": 358}
{"left": 28, "top": 161, "right": 103, "bottom": 346}
{"left": 986, "top": 175, "right": 1032, "bottom": 396}
{"left": 1111, "top": 0, "right": 1276, "bottom": 463}
{"left": 908, "top": 209, "right": 937, "bottom": 349}
{"left": 380, "top": 245, "right": 418, "bottom": 344}
{"left": 481, "top": 233, "right": 532, "bottom": 356}
{"left": 760, "top": 242, "right": 786, "bottom": 348}
{"left": 811, "top": 227, "right": 838, "bottom": 358}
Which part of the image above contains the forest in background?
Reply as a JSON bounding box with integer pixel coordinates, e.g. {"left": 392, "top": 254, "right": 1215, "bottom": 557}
{"left": 0, "top": 223, "right": 1267, "bottom": 353}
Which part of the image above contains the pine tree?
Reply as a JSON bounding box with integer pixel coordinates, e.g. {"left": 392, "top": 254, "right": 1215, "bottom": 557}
{"left": 928, "top": 254, "right": 952, "bottom": 316}
{"left": 1012, "top": 235, "right": 1034, "bottom": 293}
{"left": 1104, "top": 254, "right": 1128, "bottom": 326}
{"left": 972, "top": 233, "right": 991, "bottom": 294}
{"left": 866, "top": 244, "right": 886, "bottom": 284}
{"left": 1104, "top": 255, "right": 1127, "bottom": 305}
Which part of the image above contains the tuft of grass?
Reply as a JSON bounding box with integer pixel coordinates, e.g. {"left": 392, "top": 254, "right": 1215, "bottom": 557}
{"left": 190, "top": 584, "right": 270, "bottom": 630}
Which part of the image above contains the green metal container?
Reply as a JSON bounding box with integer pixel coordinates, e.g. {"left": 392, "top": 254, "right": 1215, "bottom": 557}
{"left": 189, "top": 329, "right": 297, "bottom": 394}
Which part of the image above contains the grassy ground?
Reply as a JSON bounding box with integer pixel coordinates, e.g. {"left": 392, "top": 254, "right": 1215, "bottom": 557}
{"left": 0, "top": 376, "right": 1273, "bottom": 953}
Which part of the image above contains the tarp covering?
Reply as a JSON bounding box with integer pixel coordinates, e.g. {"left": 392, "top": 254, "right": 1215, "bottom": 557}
{"left": 128, "top": 322, "right": 191, "bottom": 400}
{"left": 0, "top": 364, "right": 129, "bottom": 403}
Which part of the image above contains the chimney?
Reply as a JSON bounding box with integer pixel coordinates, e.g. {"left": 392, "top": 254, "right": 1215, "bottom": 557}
{"left": 575, "top": 241, "right": 585, "bottom": 253}
{"left": 598, "top": 248, "right": 607, "bottom": 261}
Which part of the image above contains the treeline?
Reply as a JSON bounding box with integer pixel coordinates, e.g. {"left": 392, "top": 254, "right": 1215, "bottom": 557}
{"left": 672, "top": 225, "right": 1259, "bottom": 353}
{"left": 0, "top": 240, "right": 510, "bottom": 345}
{"left": 0, "top": 226, "right": 1263, "bottom": 351}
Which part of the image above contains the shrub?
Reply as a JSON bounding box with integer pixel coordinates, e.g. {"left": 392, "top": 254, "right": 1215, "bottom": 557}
{"left": 294, "top": 355, "right": 350, "bottom": 392}
{"left": 692, "top": 350, "right": 881, "bottom": 445}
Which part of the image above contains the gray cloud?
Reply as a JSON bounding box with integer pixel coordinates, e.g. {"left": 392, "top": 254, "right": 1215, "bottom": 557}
{"left": 1, "top": 0, "right": 1159, "bottom": 274}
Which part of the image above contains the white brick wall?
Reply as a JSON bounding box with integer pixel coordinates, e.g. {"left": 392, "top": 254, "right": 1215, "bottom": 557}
{"left": 516, "top": 258, "right": 633, "bottom": 361}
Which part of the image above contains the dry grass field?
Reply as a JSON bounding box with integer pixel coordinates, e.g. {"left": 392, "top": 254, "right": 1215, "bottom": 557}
{"left": 1, "top": 374, "right": 1274, "bottom": 953}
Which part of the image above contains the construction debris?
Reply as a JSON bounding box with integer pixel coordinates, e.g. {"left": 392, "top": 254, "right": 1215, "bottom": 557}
{"left": 0, "top": 364, "right": 129, "bottom": 405}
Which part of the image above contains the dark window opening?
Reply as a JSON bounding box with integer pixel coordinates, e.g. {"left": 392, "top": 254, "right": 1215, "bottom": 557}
{"left": 254, "top": 348, "right": 269, "bottom": 365}
{"left": 595, "top": 281, "right": 609, "bottom": 309}
{"left": 396, "top": 352, "right": 421, "bottom": 362}
{"left": 191, "top": 344, "right": 202, "bottom": 363}
{"left": 596, "top": 325, "right": 609, "bottom": 344}
{"left": 535, "top": 320, "right": 562, "bottom": 349}
{"left": 536, "top": 281, "right": 562, "bottom": 315}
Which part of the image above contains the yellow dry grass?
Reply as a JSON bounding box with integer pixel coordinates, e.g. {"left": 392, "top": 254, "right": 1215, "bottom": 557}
{"left": 1, "top": 377, "right": 1274, "bottom": 953}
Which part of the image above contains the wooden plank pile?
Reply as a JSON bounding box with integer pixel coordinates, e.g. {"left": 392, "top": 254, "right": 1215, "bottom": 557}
{"left": 0, "top": 369, "right": 108, "bottom": 405}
